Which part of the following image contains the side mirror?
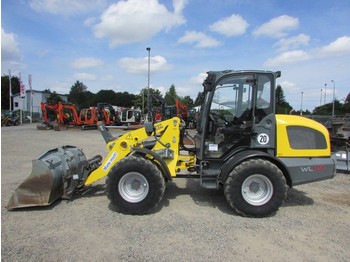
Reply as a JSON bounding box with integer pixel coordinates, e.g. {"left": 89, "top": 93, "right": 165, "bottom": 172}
{"left": 144, "top": 122, "right": 154, "bottom": 136}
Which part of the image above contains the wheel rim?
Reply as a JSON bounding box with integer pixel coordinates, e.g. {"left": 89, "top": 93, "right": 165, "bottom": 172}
{"left": 118, "top": 172, "right": 149, "bottom": 203}
{"left": 241, "top": 174, "right": 273, "bottom": 206}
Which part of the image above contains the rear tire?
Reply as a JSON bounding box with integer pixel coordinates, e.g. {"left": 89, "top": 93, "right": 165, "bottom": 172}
{"left": 224, "top": 159, "right": 287, "bottom": 217}
{"left": 106, "top": 155, "right": 165, "bottom": 215}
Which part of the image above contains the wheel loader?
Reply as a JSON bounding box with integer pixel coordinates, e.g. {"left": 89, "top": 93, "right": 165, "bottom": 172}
{"left": 7, "top": 70, "right": 335, "bottom": 217}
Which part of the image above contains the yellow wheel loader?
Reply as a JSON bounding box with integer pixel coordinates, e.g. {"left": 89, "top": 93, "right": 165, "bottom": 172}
{"left": 7, "top": 70, "right": 335, "bottom": 217}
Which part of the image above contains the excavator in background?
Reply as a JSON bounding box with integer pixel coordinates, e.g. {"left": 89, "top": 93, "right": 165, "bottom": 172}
{"left": 120, "top": 107, "right": 142, "bottom": 125}
{"left": 37, "top": 102, "right": 59, "bottom": 129}
{"left": 163, "top": 99, "right": 187, "bottom": 120}
{"left": 163, "top": 99, "right": 198, "bottom": 128}
{"left": 97, "top": 103, "right": 121, "bottom": 126}
{"left": 56, "top": 102, "right": 82, "bottom": 128}
{"left": 37, "top": 101, "right": 81, "bottom": 130}
{"left": 38, "top": 102, "right": 121, "bottom": 130}
{"left": 8, "top": 70, "right": 336, "bottom": 217}
{"left": 150, "top": 94, "right": 193, "bottom": 127}
{"left": 79, "top": 107, "right": 99, "bottom": 129}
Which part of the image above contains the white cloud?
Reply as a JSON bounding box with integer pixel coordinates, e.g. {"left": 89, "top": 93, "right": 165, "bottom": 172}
{"left": 118, "top": 55, "right": 172, "bottom": 74}
{"left": 74, "top": 72, "right": 97, "bottom": 81}
{"left": 274, "top": 34, "right": 310, "bottom": 52}
{"left": 209, "top": 14, "right": 249, "bottom": 37}
{"left": 154, "top": 85, "right": 167, "bottom": 96}
{"left": 1, "top": 28, "right": 21, "bottom": 61}
{"left": 94, "top": 0, "right": 187, "bottom": 47}
{"left": 100, "top": 74, "right": 114, "bottom": 81}
{"left": 173, "top": 0, "right": 188, "bottom": 14}
{"left": 253, "top": 15, "right": 299, "bottom": 38}
{"left": 190, "top": 72, "right": 208, "bottom": 85}
{"left": 178, "top": 31, "right": 220, "bottom": 48}
{"left": 264, "top": 50, "right": 310, "bottom": 67}
{"left": 1, "top": 28, "right": 23, "bottom": 72}
{"left": 84, "top": 17, "right": 97, "bottom": 26}
{"left": 267, "top": 36, "right": 350, "bottom": 67}
{"left": 71, "top": 57, "right": 103, "bottom": 69}
{"left": 277, "top": 80, "right": 300, "bottom": 92}
{"left": 29, "top": 0, "right": 107, "bottom": 16}
{"left": 49, "top": 78, "right": 75, "bottom": 94}
{"left": 318, "top": 36, "right": 350, "bottom": 57}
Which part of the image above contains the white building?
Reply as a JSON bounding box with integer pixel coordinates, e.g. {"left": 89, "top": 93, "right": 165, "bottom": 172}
{"left": 12, "top": 90, "right": 68, "bottom": 114}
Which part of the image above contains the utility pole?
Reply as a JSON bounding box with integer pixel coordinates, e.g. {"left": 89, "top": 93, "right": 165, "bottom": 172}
{"left": 331, "top": 80, "right": 335, "bottom": 117}
{"left": 146, "top": 47, "right": 152, "bottom": 122}
{"left": 300, "top": 91, "right": 303, "bottom": 116}
{"left": 8, "top": 69, "right": 12, "bottom": 110}
{"left": 28, "top": 74, "right": 33, "bottom": 123}
{"left": 324, "top": 83, "right": 327, "bottom": 105}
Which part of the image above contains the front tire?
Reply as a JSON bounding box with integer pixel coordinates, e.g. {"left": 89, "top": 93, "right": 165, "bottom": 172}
{"left": 106, "top": 155, "right": 165, "bottom": 215}
{"left": 224, "top": 159, "right": 287, "bottom": 217}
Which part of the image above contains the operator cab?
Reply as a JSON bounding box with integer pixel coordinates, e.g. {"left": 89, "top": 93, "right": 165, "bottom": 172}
{"left": 196, "top": 70, "right": 280, "bottom": 160}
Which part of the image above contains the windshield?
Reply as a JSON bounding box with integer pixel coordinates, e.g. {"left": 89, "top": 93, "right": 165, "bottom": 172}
{"left": 211, "top": 74, "right": 272, "bottom": 122}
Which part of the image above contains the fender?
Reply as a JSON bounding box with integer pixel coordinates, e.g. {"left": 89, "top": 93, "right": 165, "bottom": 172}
{"left": 131, "top": 147, "right": 172, "bottom": 182}
{"left": 220, "top": 149, "right": 291, "bottom": 186}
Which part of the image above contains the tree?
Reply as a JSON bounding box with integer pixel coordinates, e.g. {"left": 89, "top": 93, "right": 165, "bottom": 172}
{"left": 179, "top": 95, "right": 194, "bottom": 109}
{"left": 68, "top": 81, "right": 92, "bottom": 110}
{"left": 133, "top": 88, "right": 147, "bottom": 113}
{"left": 46, "top": 91, "right": 63, "bottom": 104}
{"left": 115, "top": 91, "right": 137, "bottom": 107}
{"left": 164, "top": 84, "right": 177, "bottom": 105}
{"left": 95, "top": 90, "right": 118, "bottom": 105}
{"left": 1, "top": 75, "right": 20, "bottom": 110}
{"left": 314, "top": 99, "right": 346, "bottom": 115}
{"left": 275, "top": 85, "right": 292, "bottom": 114}
{"left": 145, "top": 88, "right": 163, "bottom": 114}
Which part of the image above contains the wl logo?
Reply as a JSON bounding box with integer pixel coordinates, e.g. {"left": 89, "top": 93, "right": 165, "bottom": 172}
{"left": 301, "top": 165, "right": 326, "bottom": 172}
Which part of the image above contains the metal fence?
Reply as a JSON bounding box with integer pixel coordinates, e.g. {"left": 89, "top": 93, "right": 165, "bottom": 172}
{"left": 1, "top": 109, "right": 41, "bottom": 124}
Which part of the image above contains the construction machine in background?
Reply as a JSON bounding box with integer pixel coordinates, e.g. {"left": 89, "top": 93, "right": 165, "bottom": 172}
{"left": 163, "top": 99, "right": 188, "bottom": 121}
{"left": 120, "top": 108, "right": 142, "bottom": 125}
{"left": 151, "top": 95, "right": 193, "bottom": 127}
{"left": 7, "top": 70, "right": 335, "bottom": 217}
{"left": 186, "top": 108, "right": 198, "bottom": 129}
{"left": 37, "top": 102, "right": 121, "bottom": 130}
{"left": 37, "top": 102, "right": 82, "bottom": 130}
{"left": 37, "top": 102, "right": 59, "bottom": 129}
{"left": 97, "top": 103, "right": 121, "bottom": 126}
{"left": 331, "top": 115, "right": 350, "bottom": 173}
{"left": 1, "top": 111, "right": 20, "bottom": 126}
{"left": 55, "top": 102, "right": 82, "bottom": 130}
{"left": 79, "top": 107, "right": 99, "bottom": 129}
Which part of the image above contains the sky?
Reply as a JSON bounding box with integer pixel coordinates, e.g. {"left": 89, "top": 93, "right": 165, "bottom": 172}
{"left": 1, "top": 0, "right": 350, "bottom": 111}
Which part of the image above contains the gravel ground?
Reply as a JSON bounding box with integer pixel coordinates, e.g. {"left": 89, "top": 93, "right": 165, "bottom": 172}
{"left": 1, "top": 124, "right": 350, "bottom": 262}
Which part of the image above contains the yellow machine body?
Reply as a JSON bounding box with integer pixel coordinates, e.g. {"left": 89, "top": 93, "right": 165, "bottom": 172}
{"left": 85, "top": 117, "right": 194, "bottom": 185}
{"left": 275, "top": 114, "right": 331, "bottom": 158}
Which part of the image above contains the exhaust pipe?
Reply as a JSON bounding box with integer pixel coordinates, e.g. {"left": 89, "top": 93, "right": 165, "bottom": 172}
{"left": 7, "top": 146, "right": 89, "bottom": 209}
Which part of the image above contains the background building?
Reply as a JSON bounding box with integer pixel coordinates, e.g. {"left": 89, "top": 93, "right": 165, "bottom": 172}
{"left": 10, "top": 90, "right": 68, "bottom": 123}
{"left": 12, "top": 90, "right": 68, "bottom": 115}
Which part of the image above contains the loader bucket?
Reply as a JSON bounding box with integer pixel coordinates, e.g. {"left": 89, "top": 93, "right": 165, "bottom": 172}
{"left": 7, "top": 146, "right": 86, "bottom": 209}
